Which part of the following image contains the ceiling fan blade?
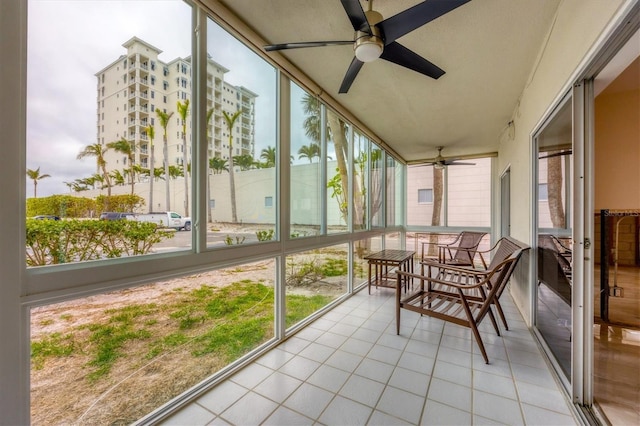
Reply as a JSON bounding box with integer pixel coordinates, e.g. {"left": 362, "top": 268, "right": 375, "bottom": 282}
{"left": 264, "top": 40, "right": 353, "bottom": 52}
{"left": 340, "top": 0, "right": 371, "bottom": 33}
{"left": 380, "top": 42, "right": 445, "bottom": 79}
{"left": 339, "top": 56, "right": 364, "bottom": 93}
{"left": 445, "top": 161, "right": 476, "bottom": 166}
{"left": 539, "top": 150, "right": 572, "bottom": 159}
{"left": 377, "top": 0, "right": 470, "bottom": 45}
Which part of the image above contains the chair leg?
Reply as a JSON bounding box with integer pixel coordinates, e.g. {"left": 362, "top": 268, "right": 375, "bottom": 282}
{"left": 396, "top": 283, "right": 401, "bottom": 335}
{"left": 493, "top": 300, "right": 509, "bottom": 331}
{"left": 486, "top": 307, "right": 501, "bottom": 336}
{"left": 458, "top": 290, "right": 490, "bottom": 364}
{"left": 470, "top": 321, "right": 490, "bottom": 364}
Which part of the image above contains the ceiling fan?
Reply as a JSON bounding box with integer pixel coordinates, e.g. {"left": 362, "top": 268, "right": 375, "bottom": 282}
{"left": 423, "top": 146, "right": 476, "bottom": 169}
{"left": 264, "top": 0, "right": 471, "bottom": 93}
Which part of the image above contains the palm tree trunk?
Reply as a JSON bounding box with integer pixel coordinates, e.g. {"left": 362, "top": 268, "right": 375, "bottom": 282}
{"left": 428, "top": 167, "right": 444, "bottom": 256}
{"left": 207, "top": 173, "right": 212, "bottom": 223}
{"left": 327, "top": 113, "right": 362, "bottom": 227}
{"left": 547, "top": 156, "right": 565, "bottom": 228}
{"left": 164, "top": 136, "right": 171, "bottom": 211}
{"left": 149, "top": 145, "right": 154, "bottom": 213}
{"left": 229, "top": 146, "right": 237, "bottom": 223}
{"left": 183, "top": 137, "right": 189, "bottom": 217}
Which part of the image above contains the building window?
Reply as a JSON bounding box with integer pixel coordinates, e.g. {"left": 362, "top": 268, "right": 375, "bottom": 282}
{"left": 150, "top": 60, "right": 156, "bottom": 71}
{"left": 538, "top": 183, "right": 549, "bottom": 201}
{"left": 151, "top": 91, "right": 155, "bottom": 99}
{"left": 418, "top": 189, "right": 433, "bottom": 204}
{"left": 209, "top": 199, "right": 215, "bottom": 208}
{"left": 163, "top": 81, "right": 169, "bottom": 90}
{"left": 151, "top": 104, "right": 155, "bottom": 112}
{"left": 163, "top": 66, "right": 169, "bottom": 76}
{"left": 150, "top": 76, "right": 155, "bottom": 85}
{"left": 265, "top": 196, "right": 273, "bottom": 208}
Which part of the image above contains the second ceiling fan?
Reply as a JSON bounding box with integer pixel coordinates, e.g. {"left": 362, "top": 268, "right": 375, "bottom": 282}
{"left": 264, "top": 0, "right": 471, "bottom": 93}
{"left": 423, "top": 146, "right": 475, "bottom": 169}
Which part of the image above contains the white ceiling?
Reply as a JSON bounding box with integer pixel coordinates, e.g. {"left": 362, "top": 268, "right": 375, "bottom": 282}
{"left": 215, "top": 0, "right": 562, "bottom": 163}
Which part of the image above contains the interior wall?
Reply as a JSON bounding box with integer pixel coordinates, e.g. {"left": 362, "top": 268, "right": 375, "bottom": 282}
{"left": 497, "top": 0, "right": 626, "bottom": 321}
{"left": 594, "top": 57, "right": 640, "bottom": 210}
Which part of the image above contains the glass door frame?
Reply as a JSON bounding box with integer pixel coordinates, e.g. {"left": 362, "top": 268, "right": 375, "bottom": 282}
{"left": 531, "top": 91, "right": 575, "bottom": 393}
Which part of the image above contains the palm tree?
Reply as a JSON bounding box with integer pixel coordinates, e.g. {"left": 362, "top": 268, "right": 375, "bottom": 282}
{"left": 233, "top": 154, "right": 255, "bottom": 171}
{"left": 146, "top": 124, "right": 156, "bottom": 213}
{"left": 260, "top": 146, "right": 276, "bottom": 168}
{"left": 209, "top": 157, "right": 228, "bottom": 174}
{"left": 156, "top": 109, "right": 174, "bottom": 211}
{"left": 301, "top": 93, "right": 361, "bottom": 227}
{"left": 177, "top": 99, "right": 190, "bottom": 216}
{"left": 297, "top": 143, "right": 320, "bottom": 163}
{"left": 107, "top": 137, "right": 135, "bottom": 196}
{"left": 26, "top": 167, "right": 50, "bottom": 198}
{"left": 90, "top": 173, "right": 105, "bottom": 190}
{"left": 110, "top": 169, "right": 126, "bottom": 186}
{"left": 77, "top": 143, "right": 112, "bottom": 207}
{"left": 168, "top": 165, "right": 183, "bottom": 179}
{"left": 223, "top": 109, "right": 242, "bottom": 223}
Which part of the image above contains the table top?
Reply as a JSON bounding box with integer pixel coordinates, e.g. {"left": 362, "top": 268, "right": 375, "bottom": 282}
{"left": 364, "top": 249, "right": 415, "bottom": 262}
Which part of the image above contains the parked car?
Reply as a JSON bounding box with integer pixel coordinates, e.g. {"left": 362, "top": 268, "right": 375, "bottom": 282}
{"left": 33, "top": 215, "right": 60, "bottom": 220}
{"left": 99, "top": 212, "right": 135, "bottom": 221}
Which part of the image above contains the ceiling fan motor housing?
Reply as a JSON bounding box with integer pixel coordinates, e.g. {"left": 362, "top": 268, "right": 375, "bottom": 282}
{"left": 354, "top": 10, "right": 384, "bottom": 62}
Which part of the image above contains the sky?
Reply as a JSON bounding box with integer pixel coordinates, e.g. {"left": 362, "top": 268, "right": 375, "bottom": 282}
{"left": 27, "top": 0, "right": 314, "bottom": 198}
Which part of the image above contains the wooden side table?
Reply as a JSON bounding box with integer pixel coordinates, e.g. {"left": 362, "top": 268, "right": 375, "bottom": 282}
{"left": 364, "top": 249, "right": 415, "bottom": 294}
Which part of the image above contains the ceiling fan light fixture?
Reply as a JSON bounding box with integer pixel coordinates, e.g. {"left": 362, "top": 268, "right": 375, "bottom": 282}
{"left": 354, "top": 34, "right": 383, "bottom": 62}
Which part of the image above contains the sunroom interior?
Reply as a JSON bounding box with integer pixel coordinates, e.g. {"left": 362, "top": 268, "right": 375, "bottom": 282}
{"left": 1, "top": 0, "right": 639, "bottom": 425}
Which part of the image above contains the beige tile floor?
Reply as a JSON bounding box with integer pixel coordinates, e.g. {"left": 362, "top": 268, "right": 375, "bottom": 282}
{"left": 162, "top": 289, "right": 577, "bottom": 425}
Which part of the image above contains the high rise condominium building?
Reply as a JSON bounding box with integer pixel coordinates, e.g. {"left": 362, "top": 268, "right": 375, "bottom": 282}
{"left": 95, "top": 36, "right": 256, "bottom": 179}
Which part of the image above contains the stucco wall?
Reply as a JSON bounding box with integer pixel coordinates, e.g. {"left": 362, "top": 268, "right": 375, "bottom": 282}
{"left": 594, "top": 67, "right": 640, "bottom": 210}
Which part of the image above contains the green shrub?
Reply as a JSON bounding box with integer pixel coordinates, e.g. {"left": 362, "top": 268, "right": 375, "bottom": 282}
{"left": 27, "top": 195, "right": 96, "bottom": 218}
{"left": 255, "top": 229, "right": 274, "bottom": 241}
{"left": 26, "top": 219, "right": 172, "bottom": 266}
{"left": 27, "top": 194, "right": 145, "bottom": 218}
{"left": 96, "top": 194, "right": 145, "bottom": 214}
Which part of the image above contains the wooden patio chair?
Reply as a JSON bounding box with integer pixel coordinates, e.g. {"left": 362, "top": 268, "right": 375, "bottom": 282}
{"left": 396, "top": 237, "right": 529, "bottom": 364}
{"left": 422, "top": 231, "right": 487, "bottom": 267}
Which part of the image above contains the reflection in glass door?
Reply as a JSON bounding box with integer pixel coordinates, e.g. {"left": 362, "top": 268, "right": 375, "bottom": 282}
{"left": 535, "top": 98, "right": 573, "bottom": 380}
